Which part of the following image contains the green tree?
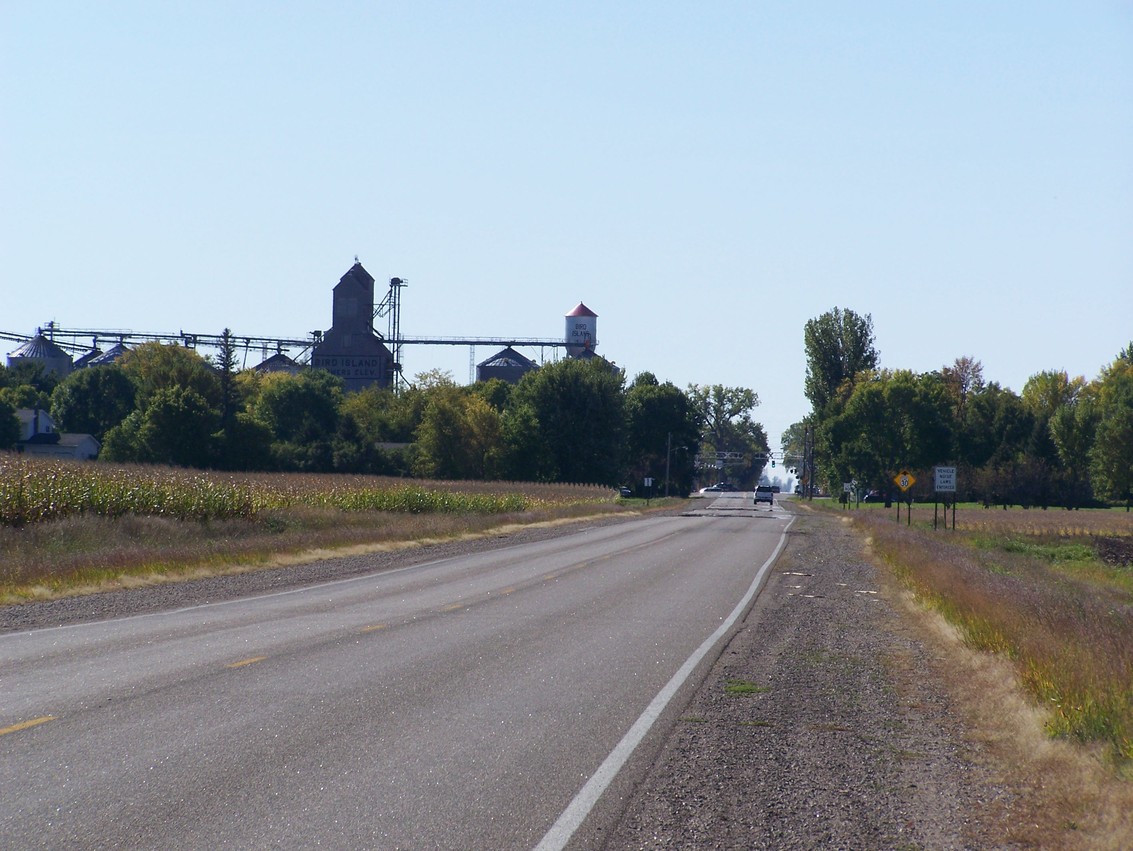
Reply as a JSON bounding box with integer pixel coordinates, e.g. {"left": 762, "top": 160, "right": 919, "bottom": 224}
{"left": 252, "top": 370, "right": 344, "bottom": 471}
{"left": 1050, "top": 390, "right": 1100, "bottom": 508}
{"left": 498, "top": 401, "right": 555, "bottom": 482}
{"left": 823, "top": 370, "right": 953, "bottom": 495}
{"left": 624, "top": 373, "right": 699, "bottom": 494}
{"left": 0, "top": 384, "right": 50, "bottom": 412}
{"left": 102, "top": 386, "right": 218, "bottom": 467}
{"left": 473, "top": 378, "right": 514, "bottom": 412}
{"left": 50, "top": 365, "right": 136, "bottom": 441}
{"left": 1022, "top": 370, "right": 1086, "bottom": 466}
{"left": 803, "top": 307, "right": 879, "bottom": 414}
{"left": 506, "top": 358, "right": 625, "bottom": 484}
{"left": 414, "top": 388, "right": 503, "bottom": 479}
{"left": 687, "top": 383, "right": 767, "bottom": 486}
{"left": 0, "top": 398, "right": 18, "bottom": 449}
{"left": 1, "top": 361, "right": 60, "bottom": 405}
{"left": 939, "top": 356, "right": 985, "bottom": 446}
{"left": 1090, "top": 358, "right": 1133, "bottom": 505}
{"left": 118, "top": 342, "right": 222, "bottom": 410}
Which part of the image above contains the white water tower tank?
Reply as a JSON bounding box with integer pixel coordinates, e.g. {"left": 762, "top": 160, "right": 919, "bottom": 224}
{"left": 565, "top": 302, "right": 597, "bottom": 357}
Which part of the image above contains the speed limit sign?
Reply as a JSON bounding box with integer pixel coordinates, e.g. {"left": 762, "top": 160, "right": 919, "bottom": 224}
{"left": 894, "top": 470, "right": 916, "bottom": 492}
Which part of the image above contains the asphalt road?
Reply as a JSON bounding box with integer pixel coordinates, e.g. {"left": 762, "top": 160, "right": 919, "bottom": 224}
{"left": 1, "top": 493, "right": 790, "bottom": 850}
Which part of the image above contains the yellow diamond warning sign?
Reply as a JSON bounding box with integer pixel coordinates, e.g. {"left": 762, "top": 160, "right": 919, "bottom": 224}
{"left": 894, "top": 470, "right": 916, "bottom": 492}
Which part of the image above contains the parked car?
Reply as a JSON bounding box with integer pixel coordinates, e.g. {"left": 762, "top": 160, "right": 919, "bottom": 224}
{"left": 699, "top": 484, "right": 724, "bottom": 493}
{"left": 618, "top": 486, "right": 634, "bottom": 498}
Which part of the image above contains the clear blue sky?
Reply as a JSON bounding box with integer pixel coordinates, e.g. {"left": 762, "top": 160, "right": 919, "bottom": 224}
{"left": 4, "top": 2, "right": 1131, "bottom": 450}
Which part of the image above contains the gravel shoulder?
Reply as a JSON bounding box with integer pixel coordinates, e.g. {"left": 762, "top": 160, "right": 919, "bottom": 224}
{"left": 601, "top": 504, "right": 1020, "bottom": 850}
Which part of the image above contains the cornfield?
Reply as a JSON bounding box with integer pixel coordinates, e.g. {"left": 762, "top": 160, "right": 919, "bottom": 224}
{"left": 0, "top": 456, "right": 612, "bottom": 527}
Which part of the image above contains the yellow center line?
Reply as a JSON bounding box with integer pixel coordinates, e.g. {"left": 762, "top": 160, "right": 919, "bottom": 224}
{"left": 0, "top": 716, "right": 56, "bottom": 736}
{"left": 226, "top": 656, "right": 267, "bottom": 669}
{"left": 360, "top": 623, "right": 388, "bottom": 633}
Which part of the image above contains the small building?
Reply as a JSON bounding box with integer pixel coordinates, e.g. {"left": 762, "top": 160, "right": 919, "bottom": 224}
{"left": 476, "top": 346, "right": 539, "bottom": 384}
{"left": 15, "top": 409, "right": 100, "bottom": 460}
{"left": 311, "top": 262, "right": 396, "bottom": 392}
{"left": 6, "top": 333, "right": 73, "bottom": 377}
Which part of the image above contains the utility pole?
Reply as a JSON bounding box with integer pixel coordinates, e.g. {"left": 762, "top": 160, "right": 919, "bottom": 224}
{"left": 665, "top": 432, "right": 672, "bottom": 497}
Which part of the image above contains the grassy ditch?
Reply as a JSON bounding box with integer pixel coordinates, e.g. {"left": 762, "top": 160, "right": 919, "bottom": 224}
{"left": 830, "top": 501, "right": 1133, "bottom": 766}
{"left": 0, "top": 456, "right": 638, "bottom": 602}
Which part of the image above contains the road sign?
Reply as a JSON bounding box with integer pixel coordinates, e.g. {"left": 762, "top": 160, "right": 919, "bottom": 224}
{"left": 894, "top": 470, "right": 916, "bottom": 492}
{"left": 934, "top": 466, "right": 957, "bottom": 492}
{"left": 843, "top": 482, "right": 853, "bottom": 493}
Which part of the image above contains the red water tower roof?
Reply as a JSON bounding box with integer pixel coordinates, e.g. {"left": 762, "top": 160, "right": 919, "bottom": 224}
{"left": 566, "top": 302, "right": 597, "bottom": 318}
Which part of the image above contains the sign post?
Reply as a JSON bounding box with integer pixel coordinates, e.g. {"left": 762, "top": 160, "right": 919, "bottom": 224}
{"left": 933, "top": 466, "right": 957, "bottom": 530}
{"left": 893, "top": 470, "right": 916, "bottom": 525}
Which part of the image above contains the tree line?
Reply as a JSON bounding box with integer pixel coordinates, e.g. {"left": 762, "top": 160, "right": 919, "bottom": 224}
{"left": 793, "top": 308, "right": 1133, "bottom": 508}
{"left": 0, "top": 334, "right": 769, "bottom": 492}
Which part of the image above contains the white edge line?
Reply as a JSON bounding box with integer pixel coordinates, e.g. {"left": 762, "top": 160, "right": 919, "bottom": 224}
{"left": 534, "top": 514, "right": 796, "bottom": 851}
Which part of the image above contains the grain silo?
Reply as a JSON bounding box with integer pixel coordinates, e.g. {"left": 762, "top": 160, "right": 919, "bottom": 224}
{"left": 476, "top": 346, "right": 539, "bottom": 384}
{"left": 310, "top": 262, "right": 395, "bottom": 392}
{"left": 6, "top": 333, "right": 73, "bottom": 377}
{"left": 88, "top": 342, "right": 130, "bottom": 366}
{"left": 565, "top": 303, "right": 597, "bottom": 357}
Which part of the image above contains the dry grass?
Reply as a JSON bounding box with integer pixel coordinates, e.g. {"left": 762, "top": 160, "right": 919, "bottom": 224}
{"left": 821, "top": 502, "right": 1133, "bottom": 845}
{"left": 851, "top": 506, "right": 1133, "bottom": 762}
{"left": 883, "top": 576, "right": 1133, "bottom": 849}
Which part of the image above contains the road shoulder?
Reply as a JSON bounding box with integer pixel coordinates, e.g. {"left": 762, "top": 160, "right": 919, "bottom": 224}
{"left": 602, "top": 506, "right": 1020, "bottom": 849}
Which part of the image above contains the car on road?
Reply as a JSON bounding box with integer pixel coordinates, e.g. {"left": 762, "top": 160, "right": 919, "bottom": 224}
{"left": 754, "top": 485, "right": 774, "bottom": 506}
{"left": 699, "top": 485, "right": 724, "bottom": 493}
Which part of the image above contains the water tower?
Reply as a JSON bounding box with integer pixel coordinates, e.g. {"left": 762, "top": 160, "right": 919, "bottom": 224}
{"left": 565, "top": 303, "right": 597, "bottom": 357}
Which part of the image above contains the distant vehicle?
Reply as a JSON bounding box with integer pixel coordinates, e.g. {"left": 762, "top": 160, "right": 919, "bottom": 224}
{"left": 862, "top": 490, "right": 882, "bottom": 502}
{"left": 618, "top": 486, "right": 633, "bottom": 498}
{"left": 754, "top": 485, "right": 774, "bottom": 506}
{"left": 699, "top": 485, "right": 724, "bottom": 493}
{"left": 771, "top": 485, "right": 781, "bottom": 493}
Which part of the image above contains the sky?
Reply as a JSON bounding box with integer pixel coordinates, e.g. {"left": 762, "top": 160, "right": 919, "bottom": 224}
{"left": 3, "top": 1, "right": 1131, "bottom": 451}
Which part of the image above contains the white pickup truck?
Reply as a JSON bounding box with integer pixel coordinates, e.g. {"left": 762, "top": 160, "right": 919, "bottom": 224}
{"left": 753, "top": 485, "right": 774, "bottom": 506}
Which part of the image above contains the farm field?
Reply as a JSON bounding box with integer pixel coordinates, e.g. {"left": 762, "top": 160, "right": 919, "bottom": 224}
{"left": 828, "top": 499, "right": 1133, "bottom": 767}
{"left": 0, "top": 456, "right": 635, "bottom": 603}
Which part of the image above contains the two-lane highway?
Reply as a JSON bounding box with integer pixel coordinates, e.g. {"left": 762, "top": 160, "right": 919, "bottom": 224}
{"left": 2, "top": 495, "right": 791, "bottom": 849}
